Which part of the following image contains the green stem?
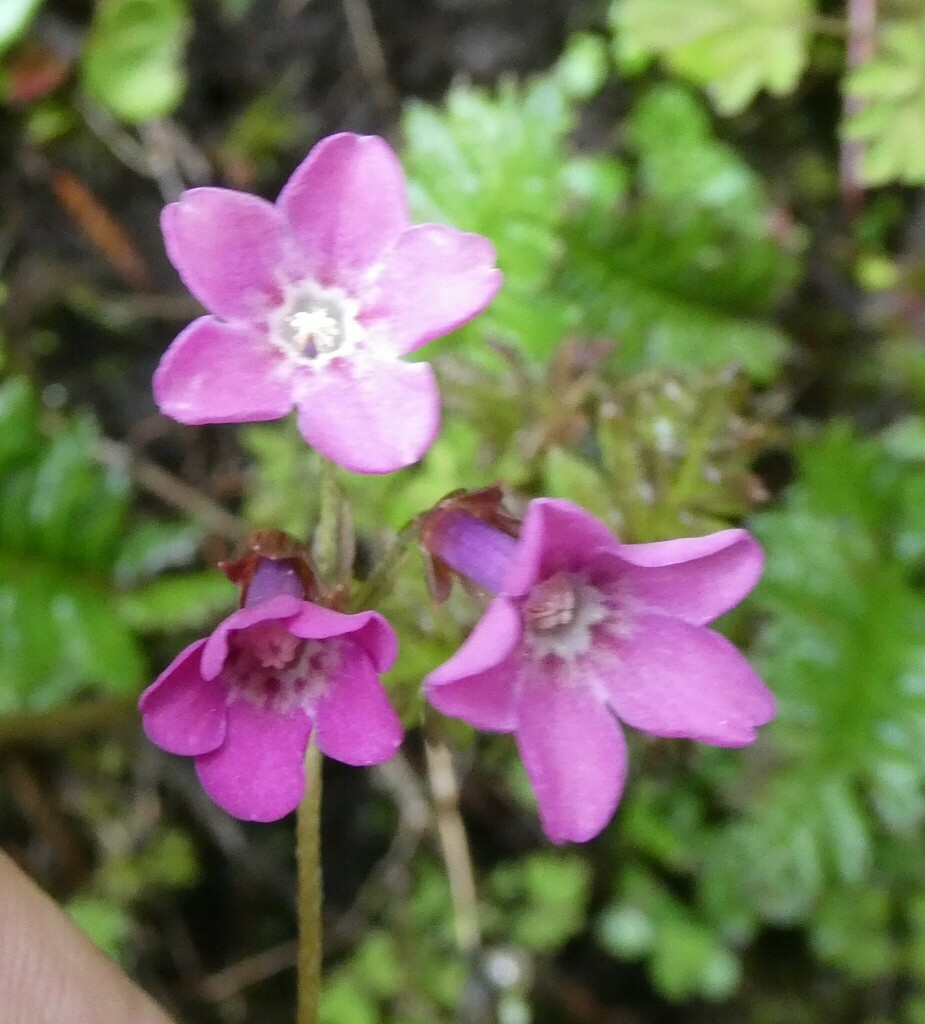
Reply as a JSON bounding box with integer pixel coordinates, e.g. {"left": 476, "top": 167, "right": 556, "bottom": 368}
{"left": 312, "top": 457, "right": 352, "bottom": 590}
{"left": 296, "top": 741, "right": 323, "bottom": 1024}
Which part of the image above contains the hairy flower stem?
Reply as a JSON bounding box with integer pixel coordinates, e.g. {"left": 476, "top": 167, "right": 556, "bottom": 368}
{"left": 296, "top": 741, "right": 323, "bottom": 1024}
{"left": 312, "top": 457, "right": 353, "bottom": 591}
{"left": 423, "top": 709, "right": 481, "bottom": 953}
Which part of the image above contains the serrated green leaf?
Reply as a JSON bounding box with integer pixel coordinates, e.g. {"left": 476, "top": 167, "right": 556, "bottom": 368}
{"left": 559, "top": 86, "right": 800, "bottom": 382}
{"left": 81, "top": 0, "right": 190, "bottom": 123}
{"left": 403, "top": 78, "right": 573, "bottom": 360}
{"left": 844, "top": 23, "right": 925, "bottom": 185}
{"left": 612, "top": 0, "right": 814, "bottom": 114}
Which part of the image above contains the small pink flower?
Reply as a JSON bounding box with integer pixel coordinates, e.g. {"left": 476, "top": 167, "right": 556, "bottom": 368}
{"left": 154, "top": 133, "right": 502, "bottom": 474}
{"left": 139, "top": 558, "right": 402, "bottom": 821}
{"left": 423, "top": 498, "right": 775, "bottom": 844}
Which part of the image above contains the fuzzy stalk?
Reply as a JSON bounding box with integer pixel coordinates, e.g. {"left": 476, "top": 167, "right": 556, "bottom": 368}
{"left": 296, "top": 740, "right": 323, "bottom": 1024}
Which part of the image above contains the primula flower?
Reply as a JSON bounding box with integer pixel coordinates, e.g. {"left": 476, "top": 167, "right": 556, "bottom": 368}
{"left": 139, "top": 556, "right": 402, "bottom": 822}
{"left": 154, "top": 132, "right": 502, "bottom": 474}
{"left": 422, "top": 497, "right": 774, "bottom": 844}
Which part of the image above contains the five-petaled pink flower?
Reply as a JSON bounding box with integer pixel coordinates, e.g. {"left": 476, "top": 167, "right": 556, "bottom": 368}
{"left": 154, "top": 132, "right": 502, "bottom": 474}
{"left": 139, "top": 557, "right": 402, "bottom": 821}
{"left": 423, "top": 498, "right": 775, "bottom": 844}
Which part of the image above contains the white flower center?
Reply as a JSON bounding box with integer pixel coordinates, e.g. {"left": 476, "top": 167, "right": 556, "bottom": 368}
{"left": 270, "top": 282, "right": 363, "bottom": 364}
{"left": 523, "top": 572, "right": 609, "bottom": 662}
{"left": 288, "top": 309, "right": 340, "bottom": 354}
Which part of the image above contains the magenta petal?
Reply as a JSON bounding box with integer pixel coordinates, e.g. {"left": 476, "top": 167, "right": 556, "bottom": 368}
{"left": 364, "top": 225, "right": 502, "bottom": 355}
{"left": 195, "top": 701, "right": 312, "bottom": 822}
{"left": 162, "top": 189, "right": 294, "bottom": 318}
{"left": 277, "top": 134, "right": 408, "bottom": 289}
{"left": 286, "top": 606, "right": 398, "bottom": 674}
{"left": 424, "top": 599, "right": 522, "bottom": 731}
{"left": 516, "top": 682, "right": 627, "bottom": 844}
{"left": 605, "top": 614, "right": 775, "bottom": 746}
{"left": 314, "top": 643, "right": 403, "bottom": 765}
{"left": 139, "top": 640, "right": 226, "bottom": 755}
{"left": 503, "top": 499, "right": 620, "bottom": 596}
{"left": 154, "top": 317, "right": 294, "bottom": 425}
{"left": 614, "top": 529, "right": 764, "bottom": 625}
{"left": 295, "top": 358, "right": 439, "bottom": 473}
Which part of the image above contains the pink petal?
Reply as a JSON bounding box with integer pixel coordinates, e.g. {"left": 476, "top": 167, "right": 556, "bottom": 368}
{"left": 287, "top": 606, "right": 398, "bottom": 674}
{"left": 200, "top": 595, "right": 305, "bottom": 679}
{"left": 424, "top": 599, "right": 522, "bottom": 731}
{"left": 277, "top": 134, "right": 408, "bottom": 290}
{"left": 139, "top": 640, "right": 226, "bottom": 755}
{"left": 614, "top": 529, "right": 764, "bottom": 625}
{"left": 604, "top": 614, "right": 775, "bottom": 746}
{"left": 503, "top": 499, "right": 620, "bottom": 597}
{"left": 295, "top": 358, "right": 439, "bottom": 473}
{"left": 314, "top": 642, "right": 403, "bottom": 765}
{"left": 162, "top": 188, "right": 295, "bottom": 319}
{"left": 195, "top": 700, "right": 312, "bottom": 822}
{"left": 153, "top": 317, "right": 294, "bottom": 425}
{"left": 364, "top": 225, "right": 502, "bottom": 355}
{"left": 516, "top": 682, "right": 627, "bottom": 844}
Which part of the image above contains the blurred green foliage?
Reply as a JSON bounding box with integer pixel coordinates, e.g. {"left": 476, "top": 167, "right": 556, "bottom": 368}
{"left": 844, "top": 22, "right": 925, "bottom": 185}
{"left": 0, "top": 376, "right": 232, "bottom": 712}
{"left": 81, "top": 0, "right": 191, "bottom": 123}
{"left": 612, "top": 0, "right": 814, "bottom": 113}
{"left": 7, "top": 2, "right": 925, "bottom": 1022}
{"left": 0, "top": 0, "right": 43, "bottom": 55}
{"left": 404, "top": 48, "right": 802, "bottom": 378}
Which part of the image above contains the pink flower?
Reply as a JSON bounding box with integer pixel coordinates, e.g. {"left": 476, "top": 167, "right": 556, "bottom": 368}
{"left": 139, "top": 558, "right": 402, "bottom": 821}
{"left": 423, "top": 498, "right": 774, "bottom": 844}
{"left": 154, "top": 133, "right": 502, "bottom": 474}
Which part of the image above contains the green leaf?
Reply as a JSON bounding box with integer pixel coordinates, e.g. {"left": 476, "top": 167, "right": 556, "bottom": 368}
{"left": 0, "top": 376, "right": 42, "bottom": 472}
{"left": 118, "top": 572, "right": 235, "bottom": 632}
{"left": 0, "top": 377, "right": 216, "bottom": 712}
{"left": 559, "top": 86, "right": 801, "bottom": 382}
{"left": 612, "top": 0, "right": 815, "bottom": 114}
{"left": 487, "top": 853, "right": 591, "bottom": 953}
{"left": 113, "top": 519, "right": 204, "bottom": 585}
{"left": 403, "top": 77, "right": 574, "bottom": 360}
{"left": 844, "top": 23, "right": 925, "bottom": 185}
{"left": 598, "top": 867, "right": 741, "bottom": 1001}
{"left": 0, "top": 0, "right": 44, "bottom": 55}
{"left": 67, "top": 896, "right": 130, "bottom": 961}
{"left": 81, "top": 0, "right": 190, "bottom": 123}
{"left": 697, "top": 422, "right": 925, "bottom": 959}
